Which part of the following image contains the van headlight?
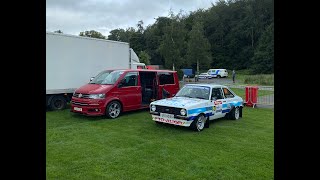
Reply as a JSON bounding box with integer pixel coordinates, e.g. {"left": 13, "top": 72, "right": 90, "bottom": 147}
{"left": 151, "top": 105, "right": 156, "bottom": 111}
{"left": 180, "top": 109, "right": 186, "bottom": 116}
{"left": 88, "top": 94, "right": 105, "bottom": 99}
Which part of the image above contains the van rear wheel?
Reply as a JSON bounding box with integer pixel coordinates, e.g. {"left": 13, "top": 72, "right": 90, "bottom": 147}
{"left": 106, "top": 101, "right": 121, "bottom": 119}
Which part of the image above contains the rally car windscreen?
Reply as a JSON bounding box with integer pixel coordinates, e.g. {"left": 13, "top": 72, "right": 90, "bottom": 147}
{"left": 175, "top": 85, "right": 210, "bottom": 100}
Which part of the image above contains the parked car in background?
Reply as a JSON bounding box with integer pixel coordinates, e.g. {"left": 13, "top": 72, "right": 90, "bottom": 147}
{"left": 149, "top": 84, "right": 243, "bottom": 131}
{"left": 198, "top": 73, "right": 214, "bottom": 79}
{"left": 207, "top": 69, "right": 228, "bottom": 78}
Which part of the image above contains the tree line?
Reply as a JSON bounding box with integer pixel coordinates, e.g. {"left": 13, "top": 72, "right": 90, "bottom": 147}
{"left": 56, "top": 0, "right": 273, "bottom": 74}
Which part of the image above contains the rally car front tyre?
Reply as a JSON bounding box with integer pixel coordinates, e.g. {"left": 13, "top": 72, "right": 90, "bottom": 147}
{"left": 190, "top": 114, "right": 206, "bottom": 131}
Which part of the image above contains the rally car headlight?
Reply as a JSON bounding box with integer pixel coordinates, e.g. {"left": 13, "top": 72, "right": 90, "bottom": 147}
{"left": 88, "top": 94, "right": 105, "bottom": 99}
{"left": 180, "top": 108, "right": 186, "bottom": 116}
{"left": 151, "top": 105, "right": 156, "bottom": 111}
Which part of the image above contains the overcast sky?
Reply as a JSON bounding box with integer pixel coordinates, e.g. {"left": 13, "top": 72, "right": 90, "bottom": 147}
{"left": 46, "top": 0, "right": 217, "bottom": 37}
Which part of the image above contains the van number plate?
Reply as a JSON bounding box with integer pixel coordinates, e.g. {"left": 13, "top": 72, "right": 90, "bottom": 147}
{"left": 74, "top": 107, "right": 82, "bottom": 111}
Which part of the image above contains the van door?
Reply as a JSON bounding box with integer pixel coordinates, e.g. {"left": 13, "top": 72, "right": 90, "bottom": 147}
{"left": 116, "top": 72, "right": 141, "bottom": 111}
{"left": 157, "top": 72, "right": 179, "bottom": 99}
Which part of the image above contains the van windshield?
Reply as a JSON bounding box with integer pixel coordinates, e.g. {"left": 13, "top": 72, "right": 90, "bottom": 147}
{"left": 89, "top": 70, "right": 124, "bottom": 85}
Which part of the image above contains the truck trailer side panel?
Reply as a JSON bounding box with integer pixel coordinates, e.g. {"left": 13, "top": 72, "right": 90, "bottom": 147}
{"left": 46, "top": 32, "right": 130, "bottom": 94}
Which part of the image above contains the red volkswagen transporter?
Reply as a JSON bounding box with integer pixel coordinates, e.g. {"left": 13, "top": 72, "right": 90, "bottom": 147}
{"left": 71, "top": 69, "right": 180, "bottom": 118}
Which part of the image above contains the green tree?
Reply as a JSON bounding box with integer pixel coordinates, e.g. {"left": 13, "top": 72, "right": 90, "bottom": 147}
{"left": 107, "top": 28, "right": 129, "bottom": 42}
{"left": 186, "top": 20, "right": 212, "bottom": 72}
{"left": 159, "top": 12, "right": 187, "bottom": 70}
{"left": 138, "top": 51, "right": 151, "bottom": 65}
{"left": 251, "top": 22, "right": 274, "bottom": 74}
{"left": 79, "top": 30, "right": 106, "bottom": 39}
{"left": 144, "top": 17, "right": 172, "bottom": 65}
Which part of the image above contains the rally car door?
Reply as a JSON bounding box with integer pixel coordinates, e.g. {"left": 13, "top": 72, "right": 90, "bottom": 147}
{"left": 221, "top": 87, "right": 236, "bottom": 114}
{"left": 209, "top": 87, "right": 225, "bottom": 120}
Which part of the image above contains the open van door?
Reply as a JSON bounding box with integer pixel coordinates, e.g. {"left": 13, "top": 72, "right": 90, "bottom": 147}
{"left": 157, "top": 72, "right": 180, "bottom": 99}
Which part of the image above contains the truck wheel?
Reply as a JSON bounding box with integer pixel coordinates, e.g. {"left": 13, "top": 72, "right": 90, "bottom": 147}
{"left": 217, "top": 75, "right": 221, "bottom": 78}
{"left": 106, "top": 101, "right": 121, "bottom": 119}
{"left": 49, "top": 95, "right": 66, "bottom": 110}
{"left": 229, "top": 107, "right": 240, "bottom": 120}
{"left": 190, "top": 114, "right": 206, "bottom": 131}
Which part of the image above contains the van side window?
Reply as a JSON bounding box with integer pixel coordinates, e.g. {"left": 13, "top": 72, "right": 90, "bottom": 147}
{"left": 122, "top": 72, "right": 138, "bottom": 87}
{"left": 223, "top": 88, "right": 234, "bottom": 98}
{"left": 159, "top": 73, "right": 174, "bottom": 85}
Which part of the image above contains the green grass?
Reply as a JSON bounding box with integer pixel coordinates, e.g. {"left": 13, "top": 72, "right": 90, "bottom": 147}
{"left": 226, "top": 70, "right": 274, "bottom": 86}
{"left": 47, "top": 108, "right": 274, "bottom": 179}
{"left": 231, "top": 88, "right": 273, "bottom": 100}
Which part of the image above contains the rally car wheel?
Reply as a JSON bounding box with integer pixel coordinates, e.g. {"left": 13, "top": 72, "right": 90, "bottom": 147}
{"left": 191, "top": 114, "right": 206, "bottom": 131}
{"left": 230, "top": 107, "right": 240, "bottom": 120}
{"left": 106, "top": 101, "right": 121, "bottom": 119}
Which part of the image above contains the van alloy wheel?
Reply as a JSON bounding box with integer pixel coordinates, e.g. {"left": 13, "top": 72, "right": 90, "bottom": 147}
{"left": 106, "top": 101, "right": 121, "bottom": 118}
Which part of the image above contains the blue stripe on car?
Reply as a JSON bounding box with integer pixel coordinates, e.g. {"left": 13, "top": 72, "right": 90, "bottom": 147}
{"left": 188, "top": 107, "right": 212, "bottom": 114}
{"left": 187, "top": 112, "right": 213, "bottom": 121}
{"left": 222, "top": 109, "right": 230, "bottom": 113}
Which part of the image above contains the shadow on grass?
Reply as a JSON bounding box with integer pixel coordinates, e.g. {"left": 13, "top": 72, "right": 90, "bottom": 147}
{"left": 68, "top": 108, "right": 150, "bottom": 122}
{"left": 151, "top": 115, "right": 240, "bottom": 133}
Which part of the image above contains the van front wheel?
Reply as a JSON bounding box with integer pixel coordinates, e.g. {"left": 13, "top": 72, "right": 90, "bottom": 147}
{"left": 106, "top": 101, "right": 121, "bottom": 119}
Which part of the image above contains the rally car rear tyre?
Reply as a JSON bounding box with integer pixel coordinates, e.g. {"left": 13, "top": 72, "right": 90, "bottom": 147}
{"left": 191, "top": 114, "right": 206, "bottom": 131}
{"left": 230, "top": 107, "right": 240, "bottom": 120}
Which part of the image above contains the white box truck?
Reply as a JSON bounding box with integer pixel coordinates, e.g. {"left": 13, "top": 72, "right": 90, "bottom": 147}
{"left": 46, "top": 32, "right": 145, "bottom": 110}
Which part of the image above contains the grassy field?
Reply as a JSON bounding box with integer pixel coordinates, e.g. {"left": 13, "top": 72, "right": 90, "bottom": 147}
{"left": 47, "top": 107, "right": 274, "bottom": 179}
{"left": 231, "top": 88, "right": 273, "bottom": 100}
{"left": 227, "top": 69, "right": 274, "bottom": 86}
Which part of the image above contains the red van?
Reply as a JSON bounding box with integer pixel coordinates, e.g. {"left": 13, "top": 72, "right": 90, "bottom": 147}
{"left": 71, "top": 69, "right": 180, "bottom": 118}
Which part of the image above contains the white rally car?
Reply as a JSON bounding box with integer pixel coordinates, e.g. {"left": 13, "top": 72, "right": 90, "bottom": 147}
{"left": 150, "top": 84, "right": 243, "bottom": 131}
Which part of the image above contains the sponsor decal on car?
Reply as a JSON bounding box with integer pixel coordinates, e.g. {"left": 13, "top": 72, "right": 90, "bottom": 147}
{"left": 212, "top": 106, "right": 216, "bottom": 111}
{"left": 214, "top": 100, "right": 222, "bottom": 105}
{"left": 153, "top": 116, "right": 185, "bottom": 125}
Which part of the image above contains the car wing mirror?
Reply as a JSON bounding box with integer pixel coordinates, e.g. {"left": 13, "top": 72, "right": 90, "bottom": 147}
{"left": 90, "top": 77, "right": 94, "bottom": 81}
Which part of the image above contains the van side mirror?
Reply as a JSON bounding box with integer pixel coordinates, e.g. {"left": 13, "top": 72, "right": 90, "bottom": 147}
{"left": 90, "top": 77, "right": 94, "bottom": 81}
